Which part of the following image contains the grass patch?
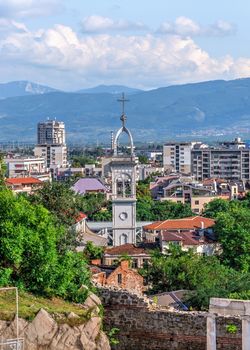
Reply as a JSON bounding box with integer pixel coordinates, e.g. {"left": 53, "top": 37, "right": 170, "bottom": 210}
{"left": 0, "top": 290, "right": 89, "bottom": 325}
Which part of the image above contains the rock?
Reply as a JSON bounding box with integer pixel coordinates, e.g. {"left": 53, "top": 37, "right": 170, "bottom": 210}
{"left": 84, "top": 292, "right": 102, "bottom": 309}
{"left": 80, "top": 333, "right": 97, "bottom": 350}
{"left": 26, "top": 308, "right": 58, "bottom": 345}
{"left": 1, "top": 317, "right": 28, "bottom": 339}
{"left": 96, "top": 332, "right": 111, "bottom": 350}
{"left": 67, "top": 312, "right": 80, "bottom": 319}
{"left": 79, "top": 316, "right": 102, "bottom": 341}
{"left": 50, "top": 324, "right": 79, "bottom": 349}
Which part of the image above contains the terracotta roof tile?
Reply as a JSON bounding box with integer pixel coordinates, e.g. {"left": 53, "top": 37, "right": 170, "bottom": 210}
{"left": 143, "top": 216, "right": 215, "bottom": 231}
{"left": 6, "top": 177, "right": 43, "bottom": 185}
{"left": 75, "top": 212, "right": 87, "bottom": 223}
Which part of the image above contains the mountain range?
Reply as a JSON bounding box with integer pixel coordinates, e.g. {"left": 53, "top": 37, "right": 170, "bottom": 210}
{"left": 1, "top": 78, "right": 250, "bottom": 143}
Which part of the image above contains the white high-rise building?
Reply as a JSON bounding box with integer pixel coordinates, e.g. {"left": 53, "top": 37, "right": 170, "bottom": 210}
{"left": 163, "top": 142, "right": 202, "bottom": 174}
{"left": 34, "top": 119, "right": 67, "bottom": 170}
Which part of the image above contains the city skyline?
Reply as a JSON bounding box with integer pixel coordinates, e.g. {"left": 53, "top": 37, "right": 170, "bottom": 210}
{"left": 0, "top": 0, "right": 250, "bottom": 90}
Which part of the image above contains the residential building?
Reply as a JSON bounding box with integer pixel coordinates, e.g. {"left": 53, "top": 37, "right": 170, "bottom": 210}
{"left": 159, "top": 230, "right": 219, "bottom": 256}
{"left": 55, "top": 164, "right": 102, "bottom": 180}
{"left": 4, "top": 156, "right": 50, "bottom": 181}
{"left": 192, "top": 139, "right": 250, "bottom": 181}
{"left": 5, "top": 177, "right": 43, "bottom": 194}
{"left": 160, "top": 179, "right": 218, "bottom": 213}
{"left": 150, "top": 175, "right": 219, "bottom": 213}
{"left": 90, "top": 259, "right": 145, "bottom": 294}
{"left": 143, "top": 216, "right": 215, "bottom": 241}
{"left": 37, "top": 120, "right": 65, "bottom": 145}
{"left": 163, "top": 142, "right": 203, "bottom": 174}
{"left": 34, "top": 120, "right": 68, "bottom": 171}
{"left": 103, "top": 243, "right": 152, "bottom": 268}
{"left": 137, "top": 164, "right": 164, "bottom": 181}
{"left": 72, "top": 178, "right": 109, "bottom": 196}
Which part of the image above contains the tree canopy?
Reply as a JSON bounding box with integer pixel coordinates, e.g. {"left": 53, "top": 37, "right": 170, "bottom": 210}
{"left": 0, "top": 188, "right": 92, "bottom": 302}
{"left": 141, "top": 245, "right": 250, "bottom": 310}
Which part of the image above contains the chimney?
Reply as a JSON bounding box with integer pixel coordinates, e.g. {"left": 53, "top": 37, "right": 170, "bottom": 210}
{"left": 91, "top": 259, "right": 101, "bottom": 266}
{"left": 120, "top": 260, "right": 129, "bottom": 270}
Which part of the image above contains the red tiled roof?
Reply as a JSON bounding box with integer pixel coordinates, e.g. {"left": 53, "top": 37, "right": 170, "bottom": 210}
{"left": 6, "top": 177, "right": 43, "bottom": 185}
{"left": 75, "top": 212, "right": 87, "bottom": 223}
{"left": 143, "top": 216, "right": 215, "bottom": 231}
{"left": 105, "top": 243, "right": 147, "bottom": 256}
{"left": 161, "top": 231, "right": 202, "bottom": 246}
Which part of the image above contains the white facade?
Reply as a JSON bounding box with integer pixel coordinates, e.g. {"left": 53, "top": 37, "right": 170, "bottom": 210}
{"left": 35, "top": 119, "right": 68, "bottom": 171}
{"left": 111, "top": 159, "right": 137, "bottom": 246}
{"left": 163, "top": 142, "right": 201, "bottom": 174}
{"left": 34, "top": 145, "right": 67, "bottom": 169}
{"left": 5, "top": 157, "right": 46, "bottom": 178}
{"left": 111, "top": 100, "right": 137, "bottom": 246}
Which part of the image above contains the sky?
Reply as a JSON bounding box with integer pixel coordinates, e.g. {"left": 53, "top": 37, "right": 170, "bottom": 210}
{"left": 0, "top": 0, "right": 250, "bottom": 90}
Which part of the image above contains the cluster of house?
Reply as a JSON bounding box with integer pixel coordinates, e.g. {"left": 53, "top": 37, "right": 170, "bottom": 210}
{"left": 79, "top": 215, "right": 217, "bottom": 299}
{"left": 150, "top": 174, "right": 247, "bottom": 213}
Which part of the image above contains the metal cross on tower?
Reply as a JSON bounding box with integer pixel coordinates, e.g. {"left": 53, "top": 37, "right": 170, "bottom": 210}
{"left": 117, "top": 93, "right": 129, "bottom": 127}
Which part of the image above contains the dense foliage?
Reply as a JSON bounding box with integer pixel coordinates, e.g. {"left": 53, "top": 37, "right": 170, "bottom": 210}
{"left": 0, "top": 188, "right": 92, "bottom": 302}
{"left": 141, "top": 245, "right": 250, "bottom": 309}
{"left": 136, "top": 180, "right": 193, "bottom": 221}
{"left": 204, "top": 198, "right": 250, "bottom": 272}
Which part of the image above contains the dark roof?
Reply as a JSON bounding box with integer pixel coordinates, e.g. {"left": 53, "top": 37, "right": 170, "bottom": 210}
{"left": 161, "top": 231, "right": 210, "bottom": 246}
{"left": 104, "top": 243, "right": 148, "bottom": 256}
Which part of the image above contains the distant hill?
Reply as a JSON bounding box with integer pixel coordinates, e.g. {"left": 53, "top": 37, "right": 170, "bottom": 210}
{"left": 0, "top": 81, "right": 59, "bottom": 99}
{"left": 1, "top": 78, "right": 250, "bottom": 143}
{"left": 77, "top": 84, "right": 142, "bottom": 95}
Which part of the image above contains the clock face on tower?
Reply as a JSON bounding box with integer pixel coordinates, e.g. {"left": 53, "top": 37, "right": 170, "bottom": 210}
{"left": 119, "top": 212, "right": 128, "bottom": 221}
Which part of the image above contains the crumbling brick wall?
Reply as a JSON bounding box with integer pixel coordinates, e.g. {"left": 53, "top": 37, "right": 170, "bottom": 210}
{"left": 99, "top": 287, "right": 242, "bottom": 350}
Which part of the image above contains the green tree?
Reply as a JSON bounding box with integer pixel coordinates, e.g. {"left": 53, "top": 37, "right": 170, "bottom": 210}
{"left": 138, "top": 155, "right": 149, "bottom": 164}
{"left": 0, "top": 153, "right": 6, "bottom": 187}
{"left": 83, "top": 242, "right": 104, "bottom": 261}
{"left": 0, "top": 188, "right": 91, "bottom": 301}
{"left": 141, "top": 245, "right": 250, "bottom": 310}
{"left": 203, "top": 198, "right": 230, "bottom": 218}
{"left": 30, "top": 181, "right": 79, "bottom": 226}
{"left": 215, "top": 206, "right": 250, "bottom": 272}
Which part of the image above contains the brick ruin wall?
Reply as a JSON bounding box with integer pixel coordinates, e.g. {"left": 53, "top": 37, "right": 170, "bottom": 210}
{"left": 99, "top": 287, "right": 243, "bottom": 350}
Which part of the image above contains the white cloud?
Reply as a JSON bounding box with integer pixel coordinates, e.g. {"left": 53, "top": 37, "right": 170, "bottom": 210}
{"left": 0, "top": 0, "right": 62, "bottom": 18}
{"left": 158, "top": 16, "right": 236, "bottom": 37}
{"left": 0, "top": 22, "right": 248, "bottom": 90}
{"left": 0, "top": 18, "right": 27, "bottom": 33}
{"left": 81, "top": 15, "right": 146, "bottom": 33}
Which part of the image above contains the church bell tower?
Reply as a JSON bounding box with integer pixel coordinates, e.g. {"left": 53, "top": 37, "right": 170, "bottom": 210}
{"left": 111, "top": 94, "right": 137, "bottom": 246}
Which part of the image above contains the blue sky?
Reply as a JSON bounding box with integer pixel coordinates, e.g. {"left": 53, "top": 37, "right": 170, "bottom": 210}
{"left": 0, "top": 0, "right": 249, "bottom": 90}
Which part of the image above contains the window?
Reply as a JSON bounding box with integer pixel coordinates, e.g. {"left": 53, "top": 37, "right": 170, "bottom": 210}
{"left": 195, "top": 200, "right": 199, "bottom": 205}
{"left": 117, "top": 274, "right": 122, "bottom": 284}
{"left": 132, "top": 259, "right": 138, "bottom": 268}
{"left": 120, "top": 234, "right": 128, "bottom": 245}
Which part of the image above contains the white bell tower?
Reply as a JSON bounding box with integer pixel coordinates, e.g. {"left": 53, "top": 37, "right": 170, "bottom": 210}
{"left": 111, "top": 94, "right": 137, "bottom": 246}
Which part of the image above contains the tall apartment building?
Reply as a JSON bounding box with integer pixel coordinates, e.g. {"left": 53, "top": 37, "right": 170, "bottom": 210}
{"left": 37, "top": 120, "right": 65, "bottom": 145}
{"left": 163, "top": 142, "right": 202, "bottom": 174}
{"left": 192, "top": 138, "right": 250, "bottom": 181}
{"left": 34, "top": 120, "right": 67, "bottom": 170}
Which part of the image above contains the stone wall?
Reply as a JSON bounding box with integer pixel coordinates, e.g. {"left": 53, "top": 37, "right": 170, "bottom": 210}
{"left": 99, "top": 287, "right": 243, "bottom": 350}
